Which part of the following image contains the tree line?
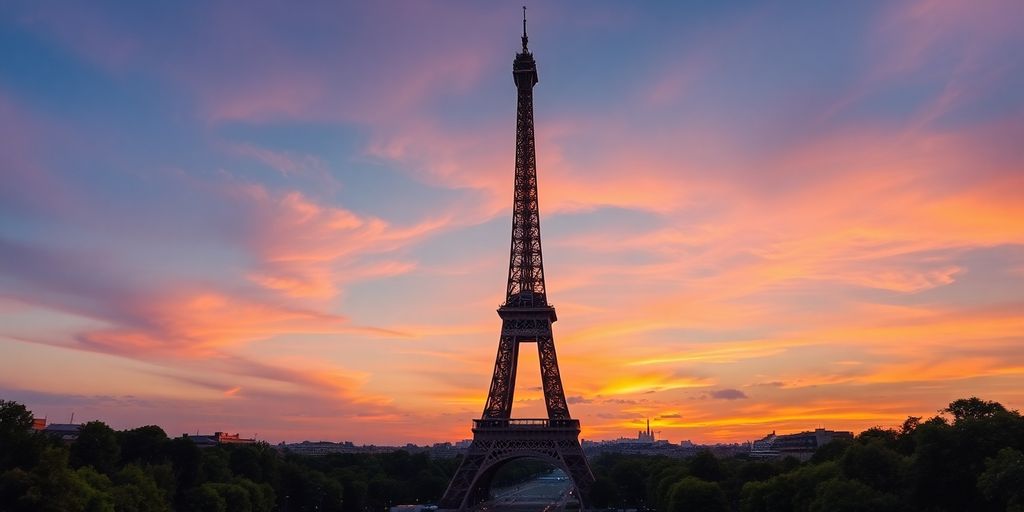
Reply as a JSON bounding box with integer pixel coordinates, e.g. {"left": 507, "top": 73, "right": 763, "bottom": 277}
{"left": 1, "top": 397, "right": 1022, "bottom": 511}
{"left": 0, "top": 399, "right": 455, "bottom": 511}
{"left": 587, "top": 397, "right": 1024, "bottom": 511}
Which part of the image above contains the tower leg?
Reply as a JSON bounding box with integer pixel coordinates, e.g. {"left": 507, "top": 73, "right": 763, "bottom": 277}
{"left": 481, "top": 333, "right": 519, "bottom": 419}
{"left": 537, "top": 337, "right": 570, "bottom": 419}
{"left": 438, "top": 438, "right": 492, "bottom": 510}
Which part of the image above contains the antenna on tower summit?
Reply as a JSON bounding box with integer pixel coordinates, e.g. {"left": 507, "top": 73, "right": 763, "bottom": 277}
{"left": 522, "top": 6, "right": 529, "bottom": 52}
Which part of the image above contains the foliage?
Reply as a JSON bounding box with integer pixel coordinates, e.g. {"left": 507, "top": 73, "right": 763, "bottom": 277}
{"left": 944, "top": 397, "right": 1007, "bottom": 421}
{"left": 586, "top": 396, "right": 1024, "bottom": 511}
{"left": 2, "top": 396, "right": 1023, "bottom": 511}
{"left": 117, "top": 426, "right": 168, "bottom": 466}
{"left": 0, "top": 398, "right": 457, "bottom": 511}
{"left": 0, "top": 400, "right": 34, "bottom": 442}
{"left": 667, "top": 476, "right": 728, "bottom": 512}
{"left": 70, "top": 421, "right": 121, "bottom": 475}
{"left": 977, "top": 447, "right": 1024, "bottom": 511}
{"left": 0, "top": 400, "right": 50, "bottom": 472}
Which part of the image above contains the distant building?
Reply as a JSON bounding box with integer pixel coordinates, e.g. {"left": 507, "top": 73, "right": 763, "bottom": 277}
{"left": 278, "top": 440, "right": 467, "bottom": 458}
{"left": 603, "top": 418, "right": 666, "bottom": 445}
{"left": 637, "top": 418, "right": 656, "bottom": 443}
{"left": 750, "top": 428, "right": 853, "bottom": 459}
{"left": 182, "top": 432, "right": 256, "bottom": 447}
{"left": 750, "top": 432, "right": 778, "bottom": 454}
{"left": 582, "top": 438, "right": 698, "bottom": 458}
{"left": 31, "top": 418, "right": 47, "bottom": 431}
{"left": 425, "top": 442, "right": 465, "bottom": 459}
{"left": 42, "top": 423, "right": 82, "bottom": 442}
{"left": 216, "top": 432, "right": 257, "bottom": 445}
{"left": 704, "top": 443, "right": 749, "bottom": 458}
{"left": 581, "top": 419, "right": 698, "bottom": 458}
{"left": 279, "top": 441, "right": 360, "bottom": 456}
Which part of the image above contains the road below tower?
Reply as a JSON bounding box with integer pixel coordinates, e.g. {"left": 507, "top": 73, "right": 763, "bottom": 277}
{"left": 473, "top": 470, "right": 579, "bottom": 512}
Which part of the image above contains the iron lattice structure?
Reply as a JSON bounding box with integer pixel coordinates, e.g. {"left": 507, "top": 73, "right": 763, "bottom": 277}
{"left": 439, "top": 13, "right": 595, "bottom": 510}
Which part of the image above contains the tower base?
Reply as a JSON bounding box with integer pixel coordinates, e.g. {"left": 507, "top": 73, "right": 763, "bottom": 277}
{"left": 439, "top": 419, "right": 595, "bottom": 511}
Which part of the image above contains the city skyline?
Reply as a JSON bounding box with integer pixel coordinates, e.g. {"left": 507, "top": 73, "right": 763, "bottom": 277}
{"left": 2, "top": 0, "right": 1023, "bottom": 446}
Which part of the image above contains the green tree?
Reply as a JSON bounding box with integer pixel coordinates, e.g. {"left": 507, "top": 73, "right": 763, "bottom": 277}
{"left": 610, "top": 457, "right": 649, "bottom": 505}
{"left": 75, "top": 466, "right": 116, "bottom": 511}
{"left": 369, "top": 476, "right": 403, "bottom": 507}
{"left": 910, "top": 399, "right": 1024, "bottom": 510}
{"left": 809, "top": 478, "right": 900, "bottom": 512}
{"left": 17, "top": 447, "right": 113, "bottom": 512}
{"left": 651, "top": 465, "right": 688, "bottom": 511}
{"left": 944, "top": 397, "right": 1007, "bottom": 421}
{"left": 0, "top": 399, "right": 47, "bottom": 472}
{"left": 0, "top": 399, "right": 34, "bottom": 442}
{"left": 145, "top": 463, "right": 177, "bottom": 504}
{"left": 667, "top": 476, "right": 728, "bottom": 512}
{"left": 588, "top": 475, "right": 620, "bottom": 508}
{"left": 228, "top": 445, "right": 263, "bottom": 481}
{"left": 410, "top": 469, "right": 448, "bottom": 503}
{"left": 339, "top": 477, "right": 368, "bottom": 512}
{"left": 118, "top": 425, "right": 168, "bottom": 465}
{"left": 689, "top": 450, "right": 724, "bottom": 481}
{"left": 164, "top": 437, "right": 201, "bottom": 491}
{"left": 741, "top": 479, "right": 794, "bottom": 512}
{"left": 70, "top": 421, "right": 120, "bottom": 475}
{"left": 232, "top": 477, "right": 275, "bottom": 512}
{"left": 111, "top": 464, "right": 171, "bottom": 512}
{"left": 977, "top": 447, "right": 1024, "bottom": 511}
{"left": 735, "top": 461, "right": 779, "bottom": 483}
{"left": 779, "top": 456, "right": 801, "bottom": 473}
{"left": 0, "top": 467, "right": 33, "bottom": 507}
{"left": 893, "top": 416, "right": 922, "bottom": 455}
{"left": 280, "top": 462, "right": 344, "bottom": 512}
{"left": 899, "top": 416, "right": 922, "bottom": 435}
{"left": 907, "top": 416, "right": 961, "bottom": 509}
{"left": 200, "top": 449, "right": 232, "bottom": 483}
{"left": 741, "top": 461, "right": 840, "bottom": 512}
{"left": 857, "top": 427, "right": 898, "bottom": 445}
{"left": 840, "top": 440, "right": 906, "bottom": 492}
{"left": 208, "top": 482, "right": 252, "bottom": 512}
{"left": 181, "top": 483, "right": 227, "bottom": 512}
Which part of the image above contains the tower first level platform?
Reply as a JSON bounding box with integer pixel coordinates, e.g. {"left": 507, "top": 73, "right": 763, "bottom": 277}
{"left": 439, "top": 420, "right": 592, "bottom": 509}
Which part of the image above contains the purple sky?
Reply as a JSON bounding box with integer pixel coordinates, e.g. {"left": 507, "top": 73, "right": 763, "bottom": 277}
{"left": 2, "top": 0, "right": 1023, "bottom": 444}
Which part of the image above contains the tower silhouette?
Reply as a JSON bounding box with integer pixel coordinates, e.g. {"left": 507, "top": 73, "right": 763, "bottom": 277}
{"left": 439, "top": 9, "right": 595, "bottom": 509}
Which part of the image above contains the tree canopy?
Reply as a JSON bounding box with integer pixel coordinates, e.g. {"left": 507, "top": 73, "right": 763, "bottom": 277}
{"left": 585, "top": 396, "right": 1024, "bottom": 511}
{"left": 2, "top": 396, "right": 1022, "bottom": 511}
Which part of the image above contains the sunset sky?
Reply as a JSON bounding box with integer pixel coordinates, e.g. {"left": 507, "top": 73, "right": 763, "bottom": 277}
{"left": 2, "top": 0, "right": 1023, "bottom": 445}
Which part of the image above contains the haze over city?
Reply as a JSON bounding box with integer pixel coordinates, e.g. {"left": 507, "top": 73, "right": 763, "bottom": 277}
{"left": 2, "top": 0, "right": 1023, "bottom": 448}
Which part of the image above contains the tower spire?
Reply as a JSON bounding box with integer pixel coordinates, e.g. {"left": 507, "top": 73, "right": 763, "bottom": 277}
{"left": 522, "top": 6, "right": 529, "bottom": 52}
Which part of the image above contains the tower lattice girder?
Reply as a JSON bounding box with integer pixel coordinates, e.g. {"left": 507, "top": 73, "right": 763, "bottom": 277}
{"left": 439, "top": 11, "right": 595, "bottom": 510}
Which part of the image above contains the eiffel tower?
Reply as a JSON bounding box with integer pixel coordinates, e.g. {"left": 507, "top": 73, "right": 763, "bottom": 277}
{"left": 439, "top": 9, "right": 595, "bottom": 510}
